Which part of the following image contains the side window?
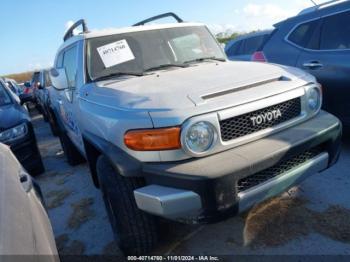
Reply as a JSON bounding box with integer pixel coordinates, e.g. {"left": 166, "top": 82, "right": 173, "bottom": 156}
{"left": 56, "top": 52, "right": 64, "bottom": 68}
{"left": 6, "top": 82, "right": 16, "bottom": 93}
{"left": 320, "top": 11, "right": 350, "bottom": 50}
{"left": 63, "top": 45, "right": 78, "bottom": 88}
{"left": 288, "top": 19, "right": 319, "bottom": 48}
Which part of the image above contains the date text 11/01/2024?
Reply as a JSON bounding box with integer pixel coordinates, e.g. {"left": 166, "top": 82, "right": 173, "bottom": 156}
{"left": 127, "top": 256, "right": 220, "bottom": 261}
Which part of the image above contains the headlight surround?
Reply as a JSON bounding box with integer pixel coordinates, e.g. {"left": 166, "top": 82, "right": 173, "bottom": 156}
{"left": 0, "top": 123, "right": 28, "bottom": 143}
{"left": 184, "top": 121, "right": 216, "bottom": 154}
{"left": 307, "top": 87, "right": 321, "bottom": 111}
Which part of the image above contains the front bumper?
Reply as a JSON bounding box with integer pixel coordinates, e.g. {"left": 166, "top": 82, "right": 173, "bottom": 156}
{"left": 134, "top": 111, "right": 342, "bottom": 223}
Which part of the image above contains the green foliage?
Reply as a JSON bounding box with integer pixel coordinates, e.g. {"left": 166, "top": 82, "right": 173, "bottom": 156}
{"left": 216, "top": 30, "right": 260, "bottom": 44}
{"left": 217, "top": 32, "right": 241, "bottom": 44}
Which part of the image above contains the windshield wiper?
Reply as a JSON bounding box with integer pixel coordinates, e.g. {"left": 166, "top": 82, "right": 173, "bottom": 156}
{"left": 92, "top": 71, "right": 144, "bottom": 82}
{"left": 144, "top": 63, "right": 188, "bottom": 72}
{"left": 183, "top": 57, "right": 226, "bottom": 64}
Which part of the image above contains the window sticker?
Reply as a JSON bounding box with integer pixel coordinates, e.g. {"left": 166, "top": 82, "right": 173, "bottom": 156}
{"left": 97, "top": 39, "right": 135, "bottom": 68}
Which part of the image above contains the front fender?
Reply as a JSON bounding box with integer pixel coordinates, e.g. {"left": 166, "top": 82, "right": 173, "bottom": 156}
{"left": 83, "top": 131, "right": 143, "bottom": 178}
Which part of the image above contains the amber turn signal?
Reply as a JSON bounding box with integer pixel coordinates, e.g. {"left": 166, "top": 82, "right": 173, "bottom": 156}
{"left": 124, "top": 127, "right": 181, "bottom": 151}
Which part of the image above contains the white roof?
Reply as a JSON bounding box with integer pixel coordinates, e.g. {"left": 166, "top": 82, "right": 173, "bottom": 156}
{"left": 85, "top": 22, "right": 205, "bottom": 39}
{"left": 59, "top": 22, "right": 205, "bottom": 50}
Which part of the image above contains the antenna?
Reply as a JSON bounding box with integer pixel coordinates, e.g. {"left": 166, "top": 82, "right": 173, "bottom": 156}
{"left": 310, "top": 0, "right": 318, "bottom": 5}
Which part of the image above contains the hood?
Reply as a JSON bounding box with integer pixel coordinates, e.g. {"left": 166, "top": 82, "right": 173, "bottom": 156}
{"left": 0, "top": 104, "right": 29, "bottom": 130}
{"left": 90, "top": 61, "right": 313, "bottom": 127}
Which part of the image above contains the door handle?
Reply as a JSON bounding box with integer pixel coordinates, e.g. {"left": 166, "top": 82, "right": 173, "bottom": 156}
{"left": 19, "top": 172, "right": 32, "bottom": 192}
{"left": 303, "top": 61, "right": 323, "bottom": 69}
{"left": 57, "top": 99, "right": 63, "bottom": 105}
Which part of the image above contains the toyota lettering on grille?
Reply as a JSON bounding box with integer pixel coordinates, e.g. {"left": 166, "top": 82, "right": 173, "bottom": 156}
{"left": 250, "top": 109, "right": 282, "bottom": 127}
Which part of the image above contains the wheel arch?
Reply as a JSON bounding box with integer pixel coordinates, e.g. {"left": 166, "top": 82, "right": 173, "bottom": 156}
{"left": 82, "top": 132, "right": 143, "bottom": 188}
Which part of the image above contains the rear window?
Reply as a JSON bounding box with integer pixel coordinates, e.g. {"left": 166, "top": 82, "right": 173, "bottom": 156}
{"left": 243, "top": 35, "right": 267, "bottom": 54}
{"left": 320, "top": 11, "right": 350, "bottom": 50}
{"left": 0, "top": 82, "right": 12, "bottom": 106}
{"left": 288, "top": 20, "right": 319, "bottom": 48}
{"left": 226, "top": 40, "right": 242, "bottom": 56}
{"left": 228, "top": 34, "right": 270, "bottom": 56}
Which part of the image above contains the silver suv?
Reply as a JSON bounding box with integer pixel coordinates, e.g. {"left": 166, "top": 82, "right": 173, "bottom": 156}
{"left": 49, "top": 13, "right": 342, "bottom": 255}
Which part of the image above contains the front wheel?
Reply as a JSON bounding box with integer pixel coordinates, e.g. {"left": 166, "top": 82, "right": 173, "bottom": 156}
{"left": 29, "top": 153, "right": 45, "bottom": 176}
{"left": 47, "top": 109, "right": 59, "bottom": 137}
{"left": 96, "top": 155, "right": 158, "bottom": 255}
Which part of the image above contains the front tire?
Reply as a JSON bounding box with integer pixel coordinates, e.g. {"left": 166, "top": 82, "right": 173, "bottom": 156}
{"left": 29, "top": 154, "right": 45, "bottom": 176}
{"left": 59, "top": 132, "right": 85, "bottom": 166}
{"left": 96, "top": 155, "right": 158, "bottom": 255}
{"left": 47, "top": 109, "right": 59, "bottom": 137}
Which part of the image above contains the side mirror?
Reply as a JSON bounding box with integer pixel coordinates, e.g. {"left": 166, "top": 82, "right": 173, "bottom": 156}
{"left": 50, "top": 68, "right": 68, "bottom": 90}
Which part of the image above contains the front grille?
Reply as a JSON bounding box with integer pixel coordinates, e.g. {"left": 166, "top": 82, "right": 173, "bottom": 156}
{"left": 220, "top": 97, "right": 301, "bottom": 142}
{"left": 237, "top": 147, "right": 322, "bottom": 193}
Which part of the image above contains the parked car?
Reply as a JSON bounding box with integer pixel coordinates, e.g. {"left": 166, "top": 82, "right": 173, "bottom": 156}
{"left": 21, "top": 81, "right": 36, "bottom": 104}
{"left": 49, "top": 14, "right": 341, "bottom": 255}
{"left": 252, "top": 0, "right": 350, "bottom": 128}
{"left": 225, "top": 30, "right": 272, "bottom": 61}
{"left": 0, "top": 143, "right": 58, "bottom": 259}
{"left": 31, "top": 70, "right": 53, "bottom": 122}
{"left": 0, "top": 78, "right": 45, "bottom": 176}
{"left": 4, "top": 78, "right": 23, "bottom": 97}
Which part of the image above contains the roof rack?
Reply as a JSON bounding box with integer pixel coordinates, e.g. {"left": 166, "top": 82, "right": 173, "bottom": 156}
{"left": 298, "top": 0, "right": 347, "bottom": 15}
{"left": 63, "top": 19, "right": 89, "bottom": 41}
{"left": 133, "top": 12, "right": 183, "bottom": 26}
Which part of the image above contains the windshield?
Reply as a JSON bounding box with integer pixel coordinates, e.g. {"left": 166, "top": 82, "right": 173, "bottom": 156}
{"left": 0, "top": 82, "right": 12, "bottom": 106}
{"left": 86, "top": 26, "right": 226, "bottom": 81}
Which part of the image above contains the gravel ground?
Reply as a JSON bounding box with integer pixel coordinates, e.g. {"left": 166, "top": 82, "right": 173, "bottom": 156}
{"left": 32, "top": 110, "right": 350, "bottom": 258}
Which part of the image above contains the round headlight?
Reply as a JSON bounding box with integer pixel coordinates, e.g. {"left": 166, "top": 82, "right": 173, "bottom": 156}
{"left": 185, "top": 121, "right": 215, "bottom": 153}
{"left": 308, "top": 88, "right": 321, "bottom": 111}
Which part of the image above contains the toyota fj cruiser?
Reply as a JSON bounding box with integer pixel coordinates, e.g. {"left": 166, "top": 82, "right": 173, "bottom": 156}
{"left": 49, "top": 13, "right": 342, "bottom": 255}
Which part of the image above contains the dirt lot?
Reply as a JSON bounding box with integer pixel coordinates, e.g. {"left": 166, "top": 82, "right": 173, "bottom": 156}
{"left": 32, "top": 111, "right": 350, "bottom": 258}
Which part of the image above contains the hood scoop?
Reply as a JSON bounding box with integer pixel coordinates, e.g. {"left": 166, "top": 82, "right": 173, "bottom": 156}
{"left": 188, "top": 73, "right": 290, "bottom": 106}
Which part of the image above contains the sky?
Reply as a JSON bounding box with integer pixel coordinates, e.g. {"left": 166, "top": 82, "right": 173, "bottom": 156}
{"left": 0, "top": 0, "right": 319, "bottom": 75}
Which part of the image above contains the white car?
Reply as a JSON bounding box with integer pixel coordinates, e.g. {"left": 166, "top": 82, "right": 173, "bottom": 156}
{"left": 0, "top": 143, "right": 58, "bottom": 260}
{"left": 48, "top": 13, "right": 341, "bottom": 255}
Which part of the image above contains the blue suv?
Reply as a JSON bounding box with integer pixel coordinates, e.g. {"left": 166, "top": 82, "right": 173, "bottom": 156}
{"left": 253, "top": 0, "right": 350, "bottom": 129}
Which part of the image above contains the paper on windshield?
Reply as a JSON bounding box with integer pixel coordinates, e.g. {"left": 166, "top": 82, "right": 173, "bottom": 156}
{"left": 97, "top": 39, "right": 135, "bottom": 68}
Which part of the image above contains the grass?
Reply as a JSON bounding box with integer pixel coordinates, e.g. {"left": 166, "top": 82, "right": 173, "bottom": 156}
{"left": 242, "top": 196, "right": 350, "bottom": 248}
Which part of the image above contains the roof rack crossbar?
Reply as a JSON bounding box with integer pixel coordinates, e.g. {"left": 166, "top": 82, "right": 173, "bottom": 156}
{"left": 299, "top": 0, "right": 347, "bottom": 14}
{"left": 313, "top": 0, "right": 344, "bottom": 8}
{"left": 63, "top": 19, "right": 89, "bottom": 41}
{"left": 133, "top": 12, "right": 183, "bottom": 26}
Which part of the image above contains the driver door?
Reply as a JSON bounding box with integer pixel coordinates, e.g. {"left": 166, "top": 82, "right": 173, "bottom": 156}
{"left": 57, "top": 44, "right": 84, "bottom": 151}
